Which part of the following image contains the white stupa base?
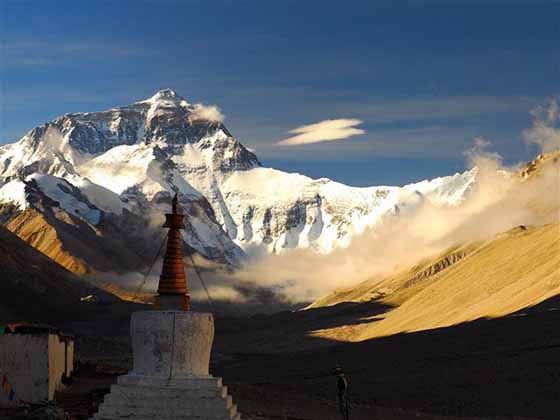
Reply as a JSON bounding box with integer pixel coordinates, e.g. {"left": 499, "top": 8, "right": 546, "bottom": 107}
{"left": 91, "top": 311, "right": 241, "bottom": 419}
{"left": 92, "top": 375, "right": 240, "bottom": 420}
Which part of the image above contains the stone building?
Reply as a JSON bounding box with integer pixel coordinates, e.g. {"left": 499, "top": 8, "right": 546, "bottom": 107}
{"left": 0, "top": 323, "right": 74, "bottom": 407}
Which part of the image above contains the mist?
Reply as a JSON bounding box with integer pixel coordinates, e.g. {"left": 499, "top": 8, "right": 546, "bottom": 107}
{"left": 92, "top": 99, "right": 559, "bottom": 308}
{"left": 219, "top": 99, "right": 560, "bottom": 304}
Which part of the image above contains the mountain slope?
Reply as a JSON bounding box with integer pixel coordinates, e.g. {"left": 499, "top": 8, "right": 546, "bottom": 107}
{"left": 0, "top": 177, "right": 159, "bottom": 274}
{"left": 0, "top": 90, "right": 251, "bottom": 269}
{"left": 307, "top": 222, "right": 560, "bottom": 343}
{"left": 0, "top": 225, "right": 114, "bottom": 322}
{"left": 0, "top": 89, "right": 477, "bottom": 274}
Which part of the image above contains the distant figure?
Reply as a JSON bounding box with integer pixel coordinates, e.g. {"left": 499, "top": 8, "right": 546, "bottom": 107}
{"left": 335, "top": 366, "right": 349, "bottom": 420}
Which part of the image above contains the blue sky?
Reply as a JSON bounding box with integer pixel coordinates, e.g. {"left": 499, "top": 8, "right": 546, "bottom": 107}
{"left": 1, "top": 0, "right": 558, "bottom": 186}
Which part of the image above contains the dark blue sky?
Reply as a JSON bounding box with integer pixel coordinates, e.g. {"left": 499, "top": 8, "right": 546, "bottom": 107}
{"left": 1, "top": 0, "right": 558, "bottom": 186}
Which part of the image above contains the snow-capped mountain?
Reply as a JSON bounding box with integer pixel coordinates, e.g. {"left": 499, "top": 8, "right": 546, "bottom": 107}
{"left": 0, "top": 89, "right": 477, "bottom": 273}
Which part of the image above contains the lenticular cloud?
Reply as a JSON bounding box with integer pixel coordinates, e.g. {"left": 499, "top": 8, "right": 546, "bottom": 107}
{"left": 276, "top": 118, "right": 365, "bottom": 146}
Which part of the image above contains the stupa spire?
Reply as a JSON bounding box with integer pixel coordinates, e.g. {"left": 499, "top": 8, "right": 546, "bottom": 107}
{"left": 156, "top": 193, "right": 190, "bottom": 310}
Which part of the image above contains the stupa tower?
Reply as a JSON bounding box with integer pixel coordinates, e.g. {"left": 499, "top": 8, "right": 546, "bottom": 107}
{"left": 91, "top": 194, "right": 241, "bottom": 420}
{"left": 157, "top": 193, "right": 190, "bottom": 310}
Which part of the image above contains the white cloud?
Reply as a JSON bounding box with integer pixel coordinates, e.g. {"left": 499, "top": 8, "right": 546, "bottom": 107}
{"left": 276, "top": 118, "right": 365, "bottom": 146}
{"left": 464, "top": 136, "right": 503, "bottom": 168}
{"left": 523, "top": 98, "right": 560, "bottom": 153}
{"left": 188, "top": 103, "right": 225, "bottom": 123}
{"left": 2, "top": 40, "right": 151, "bottom": 67}
{"left": 190, "top": 285, "right": 248, "bottom": 303}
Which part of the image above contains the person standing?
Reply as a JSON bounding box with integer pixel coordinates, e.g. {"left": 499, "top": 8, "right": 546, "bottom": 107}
{"left": 335, "top": 366, "right": 349, "bottom": 420}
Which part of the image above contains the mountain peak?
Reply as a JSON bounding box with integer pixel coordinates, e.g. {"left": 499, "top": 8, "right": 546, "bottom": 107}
{"left": 145, "top": 89, "right": 184, "bottom": 103}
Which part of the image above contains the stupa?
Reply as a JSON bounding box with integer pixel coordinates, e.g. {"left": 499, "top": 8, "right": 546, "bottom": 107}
{"left": 92, "top": 194, "right": 241, "bottom": 420}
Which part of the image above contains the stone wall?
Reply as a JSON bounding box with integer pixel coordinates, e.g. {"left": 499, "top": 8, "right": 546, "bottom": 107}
{"left": 0, "top": 334, "right": 49, "bottom": 406}
{"left": 48, "top": 335, "right": 74, "bottom": 400}
{"left": 0, "top": 333, "right": 74, "bottom": 407}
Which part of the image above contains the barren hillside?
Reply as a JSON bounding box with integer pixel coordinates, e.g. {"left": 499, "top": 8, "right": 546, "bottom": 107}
{"left": 308, "top": 222, "right": 559, "bottom": 342}
{"left": 0, "top": 225, "right": 115, "bottom": 322}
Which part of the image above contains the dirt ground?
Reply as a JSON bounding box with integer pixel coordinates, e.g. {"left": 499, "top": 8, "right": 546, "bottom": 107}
{"left": 5, "top": 295, "right": 556, "bottom": 420}
{"left": 210, "top": 297, "right": 560, "bottom": 420}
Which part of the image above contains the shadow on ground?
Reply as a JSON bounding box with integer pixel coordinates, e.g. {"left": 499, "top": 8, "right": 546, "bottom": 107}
{"left": 213, "top": 298, "right": 395, "bottom": 354}
{"left": 26, "top": 294, "right": 559, "bottom": 420}
{"left": 212, "top": 295, "right": 560, "bottom": 420}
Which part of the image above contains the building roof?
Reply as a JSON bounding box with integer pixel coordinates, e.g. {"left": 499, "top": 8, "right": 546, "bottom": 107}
{"left": 0, "top": 322, "right": 74, "bottom": 341}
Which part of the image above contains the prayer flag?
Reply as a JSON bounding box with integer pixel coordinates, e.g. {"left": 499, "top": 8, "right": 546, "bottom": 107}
{"left": 1, "top": 375, "right": 6, "bottom": 386}
{"left": 8, "top": 389, "right": 15, "bottom": 401}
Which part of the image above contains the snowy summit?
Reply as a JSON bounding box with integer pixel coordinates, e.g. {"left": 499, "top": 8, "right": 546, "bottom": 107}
{"left": 0, "top": 90, "right": 478, "bottom": 264}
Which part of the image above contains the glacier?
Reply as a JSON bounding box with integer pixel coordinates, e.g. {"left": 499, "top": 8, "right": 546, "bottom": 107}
{"left": 0, "top": 89, "right": 478, "bottom": 268}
